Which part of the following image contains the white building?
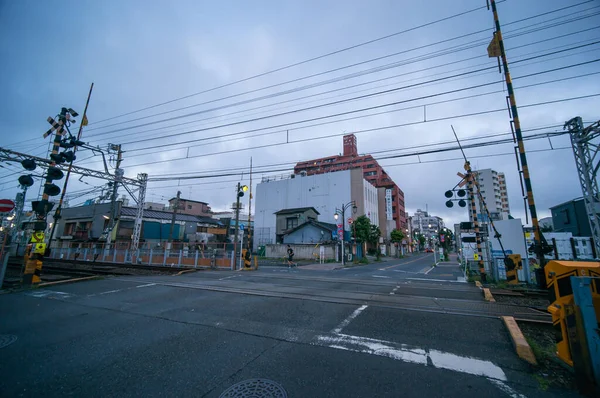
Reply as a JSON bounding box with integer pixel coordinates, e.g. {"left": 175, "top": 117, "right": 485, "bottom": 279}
{"left": 473, "top": 168, "right": 510, "bottom": 221}
{"left": 254, "top": 169, "right": 379, "bottom": 250}
{"left": 410, "top": 209, "right": 444, "bottom": 238}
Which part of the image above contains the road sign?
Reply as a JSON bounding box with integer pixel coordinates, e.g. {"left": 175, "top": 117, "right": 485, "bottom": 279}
{"left": 239, "top": 224, "right": 244, "bottom": 231}
{"left": 473, "top": 253, "right": 480, "bottom": 260}
{"left": 347, "top": 217, "right": 353, "bottom": 224}
{"left": 0, "top": 199, "right": 15, "bottom": 213}
{"left": 30, "top": 231, "right": 45, "bottom": 243}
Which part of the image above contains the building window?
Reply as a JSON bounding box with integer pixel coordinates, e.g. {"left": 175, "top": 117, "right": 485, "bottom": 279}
{"left": 188, "top": 204, "right": 193, "bottom": 209}
{"left": 562, "top": 209, "right": 570, "bottom": 225}
{"left": 364, "top": 171, "right": 377, "bottom": 177}
{"left": 286, "top": 217, "right": 298, "bottom": 230}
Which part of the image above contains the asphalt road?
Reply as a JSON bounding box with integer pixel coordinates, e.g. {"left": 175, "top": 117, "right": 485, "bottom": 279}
{"left": 0, "top": 254, "right": 570, "bottom": 398}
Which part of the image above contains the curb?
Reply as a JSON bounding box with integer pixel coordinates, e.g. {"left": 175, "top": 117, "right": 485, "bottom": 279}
{"left": 501, "top": 316, "right": 538, "bottom": 365}
{"left": 174, "top": 269, "right": 198, "bottom": 276}
{"left": 38, "top": 276, "right": 99, "bottom": 287}
{"left": 483, "top": 287, "right": 496, "bottom": 302}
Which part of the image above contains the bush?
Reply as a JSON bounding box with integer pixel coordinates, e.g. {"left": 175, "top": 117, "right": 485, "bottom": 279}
{"left": 367, "top": 248, "right": 377, "bottom": 256}
{"left": 359, "top": 257, "right": 369, "bottom": 264}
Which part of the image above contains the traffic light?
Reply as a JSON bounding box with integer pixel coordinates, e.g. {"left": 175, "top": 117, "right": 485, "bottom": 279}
{"left": 237, "top": 184, "right": 248, "bottom": 197}
{"left": 32, "top": 200, "right": 55, "bottom": 217}
{"left": 43, "top": 184, "right": 61, "bottom": 196}
{"left": 47, "top": 167, "right": 64, "bottom": 181}
{"left": 21, "top": 159, "right": 37, "bottom": 171}
{"left": 18, "top": 175, "right": 34, "bottom": 187}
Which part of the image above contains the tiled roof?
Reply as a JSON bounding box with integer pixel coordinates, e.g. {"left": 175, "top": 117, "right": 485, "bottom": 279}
{"left": 274, "top": 207, "right": 320, "bottom": 215}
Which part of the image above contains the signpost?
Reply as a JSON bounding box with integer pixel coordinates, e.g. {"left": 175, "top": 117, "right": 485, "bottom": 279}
{"left": 0, "top": 199, "right": 15, "bottom": 213}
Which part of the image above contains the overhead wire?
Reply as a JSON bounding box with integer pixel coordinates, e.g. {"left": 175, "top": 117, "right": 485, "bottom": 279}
{"left": 83, "top": 27, "right": 600, "bottom": 148}
{"left": 87, "top": 0, "right": 513, "bottom": 127}
{"left": 86, "top": 8, "right": 600, "bottom": 139}
{"left": 121, "top": 91, "right": 599, "bottom": 169}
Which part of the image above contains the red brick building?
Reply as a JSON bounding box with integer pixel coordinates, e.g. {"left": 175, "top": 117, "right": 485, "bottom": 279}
{"left": 294, "top": 134, "right": 406, "bottom": 230}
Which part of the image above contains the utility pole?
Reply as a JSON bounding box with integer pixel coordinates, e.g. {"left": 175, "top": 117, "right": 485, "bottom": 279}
{"left": 168, "top": 190, "right": 181, "bottom": 244}
{"left": 103, "top": 144, "right": 123, "bottom": 252}
{"left": 233, "top": 183, "right": 241, "bottom": 270}
{"left": 49, "top": 83, "right": 93, "bottom": 248}
{"left": 247, "top": 157, "right": 253, "bottom": 252}
{"left": 488, "top": 0, "right": 548, "bottom": 269}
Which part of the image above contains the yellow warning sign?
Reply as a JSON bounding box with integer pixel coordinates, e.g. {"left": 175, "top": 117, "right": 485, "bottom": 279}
{"left": 474, "top": 253, "right": 480, "bottom": 260}
{"left": 33, "top": 243, "right": 46, "bottom": 255}
{"left": 487, "top": 34, "right": 501, "bottom": 57}
{"left": 30, "top": 231, "right": 45, "bottom": 243}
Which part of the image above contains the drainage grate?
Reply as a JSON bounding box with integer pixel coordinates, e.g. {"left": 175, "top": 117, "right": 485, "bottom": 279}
{"left": 0, "top": 335, "right": 17, "bottom": 349}
{"left": 219, "top": 379, "right": 287, "bottom": 398}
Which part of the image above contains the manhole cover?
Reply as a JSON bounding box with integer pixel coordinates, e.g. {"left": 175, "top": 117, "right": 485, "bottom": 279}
{"left": 219, "top": 379, "right": 287, "bottom": 398}
{"left": 0, "top": 335, "right": 17, "bottom": 349}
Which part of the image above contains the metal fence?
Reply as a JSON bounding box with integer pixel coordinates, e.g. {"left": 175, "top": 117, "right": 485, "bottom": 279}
{"left": 48, "top": 243, "right": 235, "bottom": 269}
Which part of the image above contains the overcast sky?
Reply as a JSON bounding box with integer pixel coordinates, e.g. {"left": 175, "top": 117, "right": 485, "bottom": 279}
{"left": 1, "top": 0, "right": 599, "bottom": 228}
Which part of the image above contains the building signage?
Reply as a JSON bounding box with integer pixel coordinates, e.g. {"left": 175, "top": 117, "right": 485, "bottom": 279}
{"left": 385, "top": 189, "right": 393, "bottom": 221}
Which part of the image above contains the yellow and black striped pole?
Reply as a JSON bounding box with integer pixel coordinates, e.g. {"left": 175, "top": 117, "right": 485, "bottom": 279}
{"left": 23, "top": 116, "right": 65, "bottom": 285}
{"left": 490, "top": 0, "right": 544, "bottom": 267}
{"left": 465, "top": 162, "right": 486, "bottom": 281}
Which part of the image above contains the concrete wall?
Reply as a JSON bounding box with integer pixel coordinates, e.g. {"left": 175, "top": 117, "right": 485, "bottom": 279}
{"left": 54, "top": 202, "right": 115, "bottom": 240}
{"left": 265, "top": 243, "right": 336, "bottom": 260}
{"left": 255, "top": 171, "right": 353, "bottom": 250}
{"left": 283, "top": 224, "right": 332, "bottom": 244}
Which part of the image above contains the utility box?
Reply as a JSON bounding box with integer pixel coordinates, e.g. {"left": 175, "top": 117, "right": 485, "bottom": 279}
{"left": 545, "top": 260, "right": 600, "bottom": 367}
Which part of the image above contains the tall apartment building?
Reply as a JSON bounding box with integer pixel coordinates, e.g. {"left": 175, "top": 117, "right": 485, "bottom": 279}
{"left": 472, "top": 169, "right": 510, "bottom": 221}
{"left": 410, "top": 209, "right": 444, "bottom": 238}
{"left": 294, "top": 134, "right": 406, "bottom": 230}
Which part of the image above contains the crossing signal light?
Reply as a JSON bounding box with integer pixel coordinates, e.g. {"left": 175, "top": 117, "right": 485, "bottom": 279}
{"left": 59, "top": 139, "right": 75, "bottom": 149}
{"left": 444, "top": 190, "right": 453, "bottom": 198}
{"left": 50, "top": 153, "right": 65, "bottom": 164}
{"left": 457, "top": 189, "right": 466, "bottom": 197}
{"left": 445, "top": 200, "right": 454, "bottom": 208}
{"left": 458, "top": 199, "right": 467, "bottom": 207}
{"left": 47, "top": 167, "right": 64, "bottom": 181}
{"left": 18, "top": 175, "right": 34, "bottom": 187}
{"left": 32, "top": 200, "right": 54, "bottom": 216}
{"left": 43, "top": 184, "right": 61, "bottom": 196}
{"left": 62, "top": 151, "right": 76, "bottom": 163}
{"left": 21, "top": 159, "right": 37, "bottom": 171}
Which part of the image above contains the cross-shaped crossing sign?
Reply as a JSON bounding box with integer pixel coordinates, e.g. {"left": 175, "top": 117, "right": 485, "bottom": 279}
{"left": 43, "top": 117, "right": 62, "bottom": 139}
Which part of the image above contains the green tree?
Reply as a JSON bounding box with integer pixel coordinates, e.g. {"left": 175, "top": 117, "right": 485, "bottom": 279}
{"left": 390, "top": 229, "right": 405, "bottom": 243}
{"left": 352, "top": 215, "right": 371, "bottom": 243}
{"left": 417, "top": 234, "right": 426, "bottom": 247}
{"left": 369, "top": 224, "right": 381, "bottom": 245}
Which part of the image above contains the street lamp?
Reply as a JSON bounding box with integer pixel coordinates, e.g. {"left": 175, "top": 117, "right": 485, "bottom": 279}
{"left": 334, "top": 201, "right": 357, "bottom": 266}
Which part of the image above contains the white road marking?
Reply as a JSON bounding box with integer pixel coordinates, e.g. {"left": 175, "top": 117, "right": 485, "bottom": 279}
{"left": 487, "top": 378, "right": 528, "bottom": 398}
{"left": 331, "top": 305, "right": 368, "bottom": 334}
{"left": 218, "top": 275, "right": 238, "bottom": 281}
{"left": 406, "top": 277, "right": 466, "bottom": 283}
{"left": 99, "top": 289, "right": 122, "bottom": 295}
{"left": 372, "top": 275, "right": 390, "bottom": 279}
{"left": 315, "top": 333, "right": 525, "bottom": 397}
{"left": 424, "top": 267, "right": 435, "bottom": 275}
{"left": 136, "top": 283, "right": 156, "bottom": 288}
{"left": 26, "top": 290, "right": 71, "bottom": 299}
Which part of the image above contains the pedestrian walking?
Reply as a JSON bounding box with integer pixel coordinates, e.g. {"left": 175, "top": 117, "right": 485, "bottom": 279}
{"left": 286, "top": 245, "right": 296, "bottom": 268}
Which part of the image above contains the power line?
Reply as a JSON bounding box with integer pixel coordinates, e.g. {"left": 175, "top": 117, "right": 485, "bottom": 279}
{"left": 147, "top": 124, "right": 564, "bottom": 179}
{"left": 122, "top": 92, "right": 599, "bottom": 169}
{"left": 87, "top": 8, "right": 600, "bottom": 138}
{"left": 145, "top": 130, "right": 569, "bottom": 186}
{"left": 120, "top": 56, "right": 600, "bottom": 155}
{"left": 88, "top": 1, "right": 510, "bottom": 127}
{"left": 85, "top": 29, "right": 600, "bottom": 148}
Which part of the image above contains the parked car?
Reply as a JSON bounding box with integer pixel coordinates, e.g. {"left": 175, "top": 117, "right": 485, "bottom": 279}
{"left": 425, "top": 248, "right": 433, "bottom": 253}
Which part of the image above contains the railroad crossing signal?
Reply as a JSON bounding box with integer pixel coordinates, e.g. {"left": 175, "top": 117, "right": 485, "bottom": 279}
{"left": 0, "top": 199, "right": 15, "bottom": 213}
{"left": 30, "top": 231, "right": 45, "bottom": 243}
